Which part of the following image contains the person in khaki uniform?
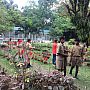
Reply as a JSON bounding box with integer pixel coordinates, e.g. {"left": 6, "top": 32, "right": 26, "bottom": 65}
{"left": 56, "top": 37, "right": 68, "bottom": 76}
{"left": 81, "top": 43, "right": 87, "bottom": 62}
{"left": 69, "top": 39, "right": 82, "bottom": 78}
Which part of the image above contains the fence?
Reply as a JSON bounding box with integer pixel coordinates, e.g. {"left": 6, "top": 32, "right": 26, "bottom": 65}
{"left": 0, "top": 32, "right": 51, "bottom": 42}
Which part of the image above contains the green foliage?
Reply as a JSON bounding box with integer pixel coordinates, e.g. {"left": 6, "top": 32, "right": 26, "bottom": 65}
{"left": 0, "top": 50, "right": 17, "bottom": 75}
{"left": 65, "top": 0, "right": 90, "bottom": 41}
{"left": 22, "top": 0, "right": 57, "bottom": 34}
{"left": 0, "top": 0, "right": 89, "bottom": 43}
{"left": 22, "top": 4, "right": 42, "bottom": 33}
{"left": 48, "top": 2, "right": 74, "bottom": 38}
{"left": 50, "top": 14, "right": 73, "bottom": 37}
{"left": 0, "top": 0, "right": 14, "bottom": 32}
{"left": 0, "top": 0, "right": 74, "bottom": 36}
{"left": 0, "top": 0, "right": 24, "bottom": 32}
{"left": 68, "top": 39, "right": 75, "bottom": 45}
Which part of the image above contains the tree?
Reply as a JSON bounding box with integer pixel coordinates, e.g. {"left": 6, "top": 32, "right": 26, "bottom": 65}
{"left": 0, "top": 0, "right": 14, "bottom": 33}
{"left": 4, "top": 0, "right": 23, "bottom": 27}
{"left": 64, "top": 0, "right": 90, "bottom": 41}
{"left": 0, "top": 0, "right": 23, "bottom": 33}
{"left": 38, "top": 0, "right": 57, "bottom": 29}
{"left": 22, "top": 0, "right": 58, "bottom": 34}
{"left": 49, "top": 2, "right": 73, "bottom": 38}
{"left": 22, "top": 1, "right": 41, "bottom": 34}
{"left": 50, "top": 14, "right": 73, "bottom": 38}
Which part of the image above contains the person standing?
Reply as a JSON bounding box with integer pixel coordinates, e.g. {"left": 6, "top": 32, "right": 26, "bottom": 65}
{"left": 17, "top": 39, "right": 23, "bottom": 47}
{"left": 69, "top": 39, "right": 82, "bottom": 78}
{"left": 52, "top": 39, "right": 57, "bottom": 66}
{"left": 17, "top": 39, "right": 24, "bottom": 58}
{"left": 26, "top": 39, "right": 35, "bottom": 68}
{"left": 64, "top": 45, "right": 69, "bottom": 76}
{"left": 69, "top": 41, "right": 75, "bottom": 66}
{"left": 8, "top": 38, "right": 12, "bottom": 50}
{"left": 56, "top": 36, "right": 68, "bottom": 76}
{"left": 81, "top": 43, "right": 87, "bottom": 62}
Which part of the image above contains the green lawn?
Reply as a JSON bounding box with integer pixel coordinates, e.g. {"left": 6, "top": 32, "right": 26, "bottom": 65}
{"left": 74, "top": 66, "right": 90, "bottom": 90}
{"left": 0, "top": 57, "right": 17, "bottom": 75}
{"left": 0, "top": 49, "right": 17, "bottom": 75}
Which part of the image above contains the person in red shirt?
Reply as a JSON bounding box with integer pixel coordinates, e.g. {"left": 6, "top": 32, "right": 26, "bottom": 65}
{"left": 17, "top": 39, "right": 23, "bottom": 46}
{"left": 52, "top": 39, "right": 57, "bottom": 65}
{"left": 26, "top": 39, "right": 35, "bottom": 68}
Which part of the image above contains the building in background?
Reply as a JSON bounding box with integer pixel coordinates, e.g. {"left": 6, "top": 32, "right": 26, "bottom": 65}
{"left": 14, "top": 27, "right": 24, "bottom": 35}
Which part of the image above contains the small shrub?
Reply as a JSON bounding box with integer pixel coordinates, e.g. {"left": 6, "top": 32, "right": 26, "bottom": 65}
{"left": 68, "top": 39, "right": 75, "bottom": 45}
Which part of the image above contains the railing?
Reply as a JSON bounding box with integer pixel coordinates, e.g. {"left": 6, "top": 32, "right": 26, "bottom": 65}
{"left": 0, "top": 33, "right": 51, "bottom": 42}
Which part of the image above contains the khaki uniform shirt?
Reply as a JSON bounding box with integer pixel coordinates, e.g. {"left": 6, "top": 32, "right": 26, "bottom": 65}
{"left": 71, "top": 45, "right": 81, "bottom": 57}
{"left": 71, "top": 45, "right": 82, "bottom": 66}
{"left": 57, "top": 43, "right": 65, "bottom": 60}
{"left": 56, "top": 43, "right": 65, "bottom": 69}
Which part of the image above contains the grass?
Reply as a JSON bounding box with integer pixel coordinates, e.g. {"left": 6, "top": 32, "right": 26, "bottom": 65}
{"left": 0, "top": 56, "right": 17, "bottom": 75}
{"left": 0, "top": 49, "right": 17, "bottom": 75}
{"left": 74, "top": 66, "right": 90, "bottom": 90}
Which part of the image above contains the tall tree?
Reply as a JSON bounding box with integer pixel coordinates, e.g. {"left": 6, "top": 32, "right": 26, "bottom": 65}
{"left": 22, "top": 1, "right": 41, "bottom": 34}
{"left": 22, "top": 0, "right": 57, "bottom": 34}
{"left": 0, "top": 0, "right": 14, "bottom": 33}
{"left": 50, "top": 14, "right": 73, "bottom": 38}
{"left": 3, "top": 0, "right": 25, "bottom": 28}
{"left": 64, "top": 0, "right": 90, "bottom": 41}
{"left": 0, "top": 0, "right": 23, "bottom": 33}
{"left": 38, "top": 0, "right": 57, "bottom": 29}
{"left": 49, "top": 1, "right": 73, "bottom": 38}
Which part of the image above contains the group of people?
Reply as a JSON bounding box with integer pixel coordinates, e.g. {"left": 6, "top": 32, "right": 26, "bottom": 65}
{"left": 8, "top": 38, "right": 35, "bottom": 68}
{"left": 7, "top": 37, "right": 87, "bottom": 78}
{"left": 52, "top": 36, "right": 87, "bottom": 78}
